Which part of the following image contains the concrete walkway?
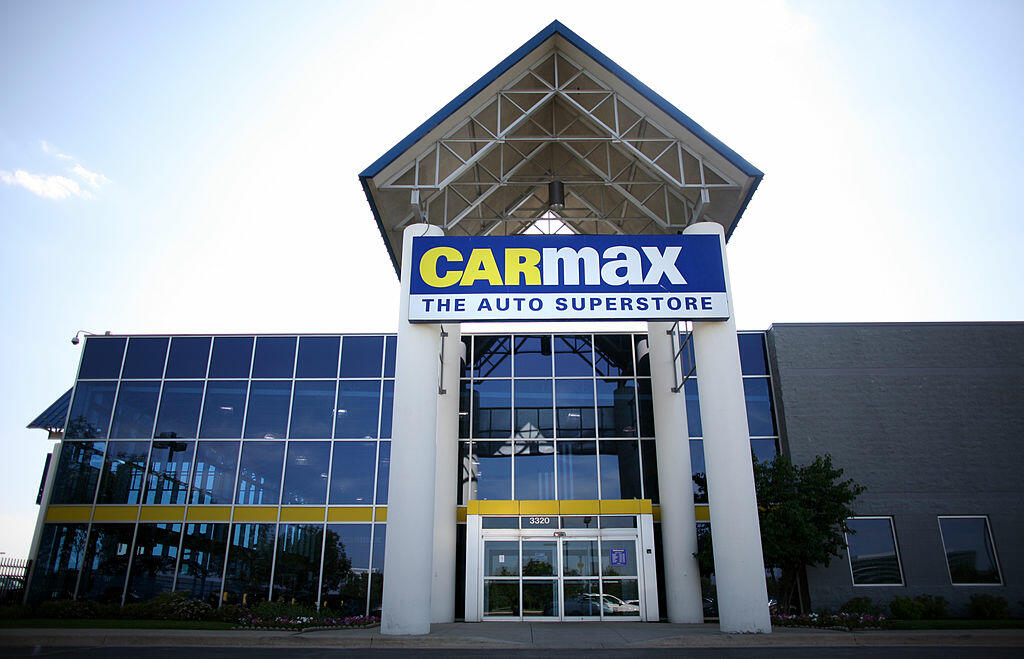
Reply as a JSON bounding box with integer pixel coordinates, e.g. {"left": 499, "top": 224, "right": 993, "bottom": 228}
{"left": 1, "top": 623, "right": 1023, "bottom": 650}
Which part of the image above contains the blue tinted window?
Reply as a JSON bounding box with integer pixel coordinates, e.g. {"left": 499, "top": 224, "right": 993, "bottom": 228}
{"left": 282, "top": 441, "right": 329, "bottom": 504}
{"left": 121, "top": 337, "right": 168, "bottom": 379}
{"left": 322, "top": 523, "right": 372, "bottom": 614}
{"left": 252, "top": 336, "right": 295, "bottom": 378}
{"left": 177, "top": 523, "right": 228, "bottom": 603}
{"left": 66, "top": 381, "right": 117, "bottom": 439}
{"left": 596, "top": 379, "right": 638, "bottom": 437}
{"left": 236, "top": 441, "right": 284, "bottom": 505}
{"left": 78, "top": 523, "right": 134, "bottom": 602}
{"left": 200, "top": 381, "right": 248, "bottom": 438}
{"left": 686, "top": 379, "right": 702, "bottom": 438}
{"left": 370, "top": 524, "right": 386, "bottom": 612}
{"left": 690, "top": 439, "right": 706, "bottom": 503}
{"left": 474, "top": 380, "right": 511, "bottom": 438}
{"left": 636, "top": 379, "right": 653, "bottom": 437}
{"left": 594, "top": 335, "right": 634, "bottom": 377}
{"left": 380, "top": 381, "right": 394, "bottom": 439}
{"left": 223, "top": 523, "right": 275, "bottom": 604}
{"left": 473, "top": 336, "right": 511, "bottom": 377}
{"left": 459, "top": 338, "right": 472, "bottom": 378}
{"left": 191, "top": 441, "right": 239, "bottom": 504}
{"left": 751, "top": 439, "right": 777, "bottom": 464}
{"left": 329, "top": 441, "right": 376, "bottom": 504}
{"left": 340, "top": 336, "right": 383, "bottom": 378}
{"left": 634, "top": 335, "right": 651, "bottom": 377}
{"left": 109, "top": 381, "right": 160, "bottom": 438}
{"left": 376, "top": 441, "right": 391, "bottom": 504}
{"left": 335, "top": 380, "right": 381, "bottom": 438}
{"left": 49, "top": 441, "right": 105, "bottom": 504}
{"left": 127, "top": 523, "right": 182, "bottom": 601}
{"left": 27, "top": 523, "right": 88, "bottom": 602}
{"left": 599, "top": 440, "right": 642, "bottom": 499}
{"left": 244, "top": 381, "right": 291, "bottom": 439}
{"left": 557, "top": 441, "right": 598, "bottom": 499}
{"left": 295, "top": 336, "right": 339, "bottom": 378}
{"left": 145, "top": 440, "right": 195, "bottom": 504}
{"left": 738, "top": 333, "right": 769, "bottom": 376}
{"left": 515, "top": 379, "right": 552, "bottom": 438}
{"left": 555, "top": 379, "right": 595, "bottom": 438}
{"left": 514, "top": 440, "right": 554, "bottom": 500}
{"left": 78, "top": 337, "right": 126, "bottom": 379}
{"left": 743, "top": 378, "right": 776, "bottom": 436}
{"left": 514, "top": 335, "right": 551, "bottom": 377}
{"left": 554, "top": 336, "right": 593, "bottom": 377}
{"left": 97, "top": 440, "right": 150, "bottom": 504}
{"left": 939, "top": 517, "right": 1001, "bottom": 585}
{"left": 274, "top": 523, "right": 323, "bottom": 606}
{"left": 640, "top": 439, "right": 659, "bottom": 503}
{"left": 208, "top": 337, "right": 253, "bottom": 378}
{"left": 384, "top": 335, "right": 397, "bottom": 378}
{"left": 847, "top": 518, "right": 903, "bottom": 585}
{"left": 458, "top": 380, "right": 471, "bottom": 439}
{"left": 155, "top": 381, "right": 204, "bottom": 439}
{"left": 290, "top": 381, "right": 335, "bottom": 439}
{"left": 472, "top": 441, "right": 511, "bottom": 500}
{"left": 165, "top": 337, "right": 210, "bottom": 378}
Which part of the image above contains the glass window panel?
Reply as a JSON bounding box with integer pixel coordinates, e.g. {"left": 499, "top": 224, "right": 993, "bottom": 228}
{"left": 522, "top": 540, "right": 557, "bottom": 576}
{"left": 295, "top": 336, "right": 340, "bottom": 378}
{"left": 685, "top": 379, "right": 702, "bottom": 438}
{"left": 751, "top": 439, "right": 777, "bottom": 464}
{"left": 600, "top": 516, "right": 637, "bottom": 528}
{"left": 164, "top": 337, "right": 210, "bottom": 379}
{"left": 121, "top": 337, "right": 168, "bottom": 379}
{"left": 482, "top": 517, "right": 518, "bottom": 529}
{"left": 594, "top": 334, "right": 634, "bottom": 377}
{"left": 514, "top": 335, "right": 552, "bottom": 377}
{"left": 690, "top": 440, "right": 707, "bottom": 504}
{"left": 126, "top": 522, "right": 182, "bottom": 602}
{"left": 596, "top": 379, "right": 638, "bottom": 437}
{"left": 235, "top": 441, "right": 285, "bottom": 505}
{"left": 553, "top": 335, "right": 593, "bottom": 377}
{"left": 243, "top": 380, "right": 291, "bottom": 439}
{"left": 599, "top": 440, "right": 642, "bottom": 499}
{"left": 66, "top": 381, "right": 117, "bottom": 439}
{"left": 744, "top": 378, "right": 776, "bottom": 436}
{"left": 50, "top": 441, "right": 105, "bottom": 504}
{"left": 251, "top": 336, "right": 295, "bottom": 378}
{"left": 199, "top": 381, "right": 248, "bottom": 438}
{"left": 472, "top": 441, "right": 511, "bottom": 500}
{"left": 375, "top": 441, "right": 390, "bottom": 504}
{"left": 738, "top": 333, "right": 769, "bottom": 376}
{"left": 483, "top": 581, "right": 519, "bottom": 616}
{"left": 523, "top": 580, "right": 557, "bottom": 617}
{"left": 939, "top": 517, "right": 1002, "bottom": 584}
{"left": 521, "top": 515, "right": 558, "bottom": 529}
{"left": 640, "top": 439, "right": 659, "bottom": 504}
{"left": 223, "top": 523, "right": 275, "bottom": 605}
{"left": 384, "top": 335, "right": 397, "bottom": 378}
{"left": 515, "top": 378, "right": 552, "bottom": 438}
{"left": 78, "top": 337, "right": 126, "bottom": 379}
{"left": 369, "top": 524, "right": 386, "bottom": 616}
{"left": 190, "top": 441, "right": 240, "bottom": 504}
{"left": 26, "top": 523, "right": 88, "bottom": 603}
{"left": 473, "top": 379, "right": 511, "bottom": 438}
{"left": 634, "top": 335, "right": 651, "bottom": 377}
{"left": 335, "top": 380, "right": 381, "bottom": 439}
{"left": 563, "top": 579, "right": 601, "bottom": 616}
{"left": 176, "top": 522, "right": 228, "bottom": 604}
{"left": 563, "top": 540, "right": 599, "bottom": 576}
{"left": 321, "top": 524, "right": 371, "bottom": 615}
{"left": 459, "top": 337, "right": 471, "bottom": 378}
{"left": 340, "top": 335, "right": 384, "bottom": 378}
{"left": 329, "top": 441, "right": 376, "bottom": 504}
{"left": 484, "top": 540, "right": 520, "bottom": 577}
{"left": 846, "top": 517, "right": 903, "bottom": 585}
{"left": 208, "top": 336, "right": 253, "bottom": 378}
{"left": 78, "top": 523, "right": 134, "bottom": 603}
{"left": 458, "top": 380, "right": 471, "bottom": 439}
{"left": 290, "top": 381, "right": 336, "bottom": 439}
{"left": 97, "top": 440, "right": 149, "bottom": 504}
{"left": 557, "top": 441, "right": 598, "bottom": 499}
{"left": 145, "top": 440, "right": 195, "bottom": 504}
{"left": 473, "top": 335, "right": 511, "bottom": 378}
{"left": 281, "top": 441, "right": 330, "bottom": 505}
{"left": 379, "top": 380, "right": 394, "bottom": 439}
{"left": 110, "top": 381, "right": 160, "bottom": 438}
{"left": 555, "top": 380, "right": 595, "bottom": 438}
{"left": 601, "top": 541, "right": 638, "bottom": 576}
{"left": 273, "top": 524, "right": 323, "bottom": 606}
{"left": 637, "top": 378, "right": 654, "bottom": 437}
{"left": 561, "top": 516, "right": 599, "bottom": 529}
{"left": 514, "top": 440, "right": 555, "bottom": 500}
{"left": 154, "top": 381, "right": 204, "bottom": 439}
{"left": 602, "top": 580, "right": 640, "bottom": 615}
{"left": 458, "top": 441, "right": 472, "bottom": 505}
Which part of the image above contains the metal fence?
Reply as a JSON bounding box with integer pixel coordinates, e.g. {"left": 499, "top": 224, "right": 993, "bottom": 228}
{"left": 0, "top": 557, "right": 29, "bottom": 604}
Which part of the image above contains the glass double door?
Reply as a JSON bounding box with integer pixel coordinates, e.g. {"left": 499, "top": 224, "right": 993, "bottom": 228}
{"left": 481, "top": 533, "right": 642, "bottom": 620}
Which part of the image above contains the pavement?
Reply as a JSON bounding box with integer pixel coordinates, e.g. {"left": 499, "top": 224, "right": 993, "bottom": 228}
{"left": 1, "top": 622, "right": 1024, "bottom": 651}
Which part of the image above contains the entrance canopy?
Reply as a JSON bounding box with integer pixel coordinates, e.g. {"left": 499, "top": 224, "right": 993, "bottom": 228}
{"left": 360, "top": 20, "right": 763, "bottom": 275}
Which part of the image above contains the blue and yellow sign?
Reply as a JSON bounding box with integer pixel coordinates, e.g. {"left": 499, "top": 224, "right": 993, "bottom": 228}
{"left": 409, "top": 234, "right": 729, "bottom": 322}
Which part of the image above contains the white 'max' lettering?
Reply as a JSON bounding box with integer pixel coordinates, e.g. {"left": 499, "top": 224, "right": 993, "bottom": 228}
{"left": 641, "top": 245, "right": 686, "bottom": 285}
{"left": 600, "top": 246, "right": 643, "bottom": 285}
{"left": 542, "top": 247, "right": 600, "bottom": 285}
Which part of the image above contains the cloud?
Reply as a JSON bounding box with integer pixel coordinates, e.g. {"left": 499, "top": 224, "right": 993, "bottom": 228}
{"left": 71, "top": 163, "right": 111, "bottom": 188}
{"left": 0, "top": 169, "right": 90, "bottom": 199}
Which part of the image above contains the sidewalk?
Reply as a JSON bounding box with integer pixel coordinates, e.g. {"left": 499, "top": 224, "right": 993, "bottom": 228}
{"left": 2, "top": 622, "right": 1024, "bottom": 650}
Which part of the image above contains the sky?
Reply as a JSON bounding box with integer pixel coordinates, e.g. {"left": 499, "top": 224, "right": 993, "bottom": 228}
{"left": 1, "top": 0, "right": 1022, "bottom": 556}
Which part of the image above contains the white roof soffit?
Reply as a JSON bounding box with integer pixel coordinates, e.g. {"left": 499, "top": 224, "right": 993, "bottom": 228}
{"left": 360, "top": 21, "right": 763, "bottom": 274}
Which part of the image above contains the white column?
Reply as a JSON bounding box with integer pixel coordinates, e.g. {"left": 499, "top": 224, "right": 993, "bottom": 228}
{"left": 685, "top": 221, "right": 771, "bottom": 633}
{"left": 431, "top": 323, "right": 462, "bottom": 623}
{"left": 645, "top": 325, "right": 704, "bottom": 623}
{"left": 381, "top": 223, "right": 445, "bottom": 636}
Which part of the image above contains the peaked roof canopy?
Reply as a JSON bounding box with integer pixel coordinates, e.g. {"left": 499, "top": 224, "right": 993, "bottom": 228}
{"left": 360, "top": 20, "right": 763, "bottom": 275}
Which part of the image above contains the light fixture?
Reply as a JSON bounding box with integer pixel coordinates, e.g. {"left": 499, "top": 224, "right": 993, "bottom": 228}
{"left": 548, "top": 180, "right": 565, "bottom": 211}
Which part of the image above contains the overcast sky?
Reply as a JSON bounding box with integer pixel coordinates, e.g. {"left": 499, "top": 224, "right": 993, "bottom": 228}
{"left": 1, "top": 0, "right": 1021, "bottom": 555}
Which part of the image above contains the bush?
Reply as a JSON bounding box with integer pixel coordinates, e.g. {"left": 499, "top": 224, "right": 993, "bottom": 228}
{"left": 0, "top": 604, "right": 32, "bottom": 619}
{"left": 37, "top": 599, "right": 107, "bottom": 619}
{"left": 212, "top": 603, "right": 247, "bottom": 623}
{"left": 123, "top": 592, "right": 214, "bottom": 621}
{"left": 916, "top": 594, "right": 949, "bottom": 619}
{"left": 251, "top": 600, "right": 320, "bottom": 619}
{"left": 840, "top": 597, "right": 884, "bottom": 616}
{"left": 967, "top": 594, "right": 1009, "bottom": 620}
{"left": 889, "top": 596, "right": 924, "bottom": 620}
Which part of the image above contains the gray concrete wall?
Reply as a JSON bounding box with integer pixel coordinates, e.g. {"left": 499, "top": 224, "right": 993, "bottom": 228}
{"left": 766, "top": 322, "right": 1024, "bottom": 616}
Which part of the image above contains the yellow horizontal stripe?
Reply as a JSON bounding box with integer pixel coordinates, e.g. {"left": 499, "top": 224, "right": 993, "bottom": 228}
{"left": 476, "top": 500, "right": 519, "bottom": 515}
{"left": 279, "top": 507, "right": 324, "bottom": 523}
{"left": 640, "top": 500, "right": 653, "bottom": 515}
{"left": 139, "top": 506, "right": 186, "bottom": 522}
{"left": 92, "top": 506, "right": 139, "bottom": 522}
{"left": 45, "top": 506, "right": 92, "bottom": 523}
{"left": 234, "top": 506, "right": 280, "bottom": 522}
{"left": 600, "top": 500, "right": 641, "bottom": 515}
{"left": 327, "top": 507, "right": 373, "bottom": 522}
{"left": 518, "top": 500, "right": 558, "bottom": 515}
{"left": 186, "top": 506, "right": 232, "bottom": 522}
{"left": 374, "top": 507, "right": 387, "bottom": 522}
{"left": 559, "top": 500, "right": 600, "bottom": 515}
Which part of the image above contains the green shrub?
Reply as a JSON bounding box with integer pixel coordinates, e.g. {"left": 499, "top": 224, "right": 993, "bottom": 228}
{"left": 0, "top": 604, "right": 32, "bottom": 619}
{"left": 889, "top": 596, "right": 924, "bottom": 620}
{"left": 37, "top": 599, "right": 105, "bottom": 619}
{"left": 211, "top": 603, "right": 247, "bottom": 623}
{"left": 968, "top": 594, "right": 1009, "bottom": 620}
{"left": 251, "top": 599, "right": 320, "bottom": 619}
{"left": 840, "top": 597, "right": 884, "bottom": 616}
{"left": 916, "top": 594, "right": 949, "bottom": 619}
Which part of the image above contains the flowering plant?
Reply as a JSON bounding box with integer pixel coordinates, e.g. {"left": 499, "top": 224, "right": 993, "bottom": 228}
{"left": 235, "top": 613, "right": 380, "bottom": 631}
{"left": 771, "top": 611, "right": 887, "bottom": 630}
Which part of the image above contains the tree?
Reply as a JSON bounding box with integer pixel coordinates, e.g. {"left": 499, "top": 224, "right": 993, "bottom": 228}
{"left": 696, "top": 453, "right": 865, "bottom": 614}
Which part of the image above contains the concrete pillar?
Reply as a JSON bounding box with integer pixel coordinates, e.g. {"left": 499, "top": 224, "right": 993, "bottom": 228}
{"left": 431, "top": 323, "right": 462, "bottom": 623}
{"left": 684, "top": 221, "right": 771, "bottom": 633}
{"left": 645, "top": 324, "right": 704, "bottom": 623}
{"left": 381, "top": 223, "right": 445, "bottom": 635}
